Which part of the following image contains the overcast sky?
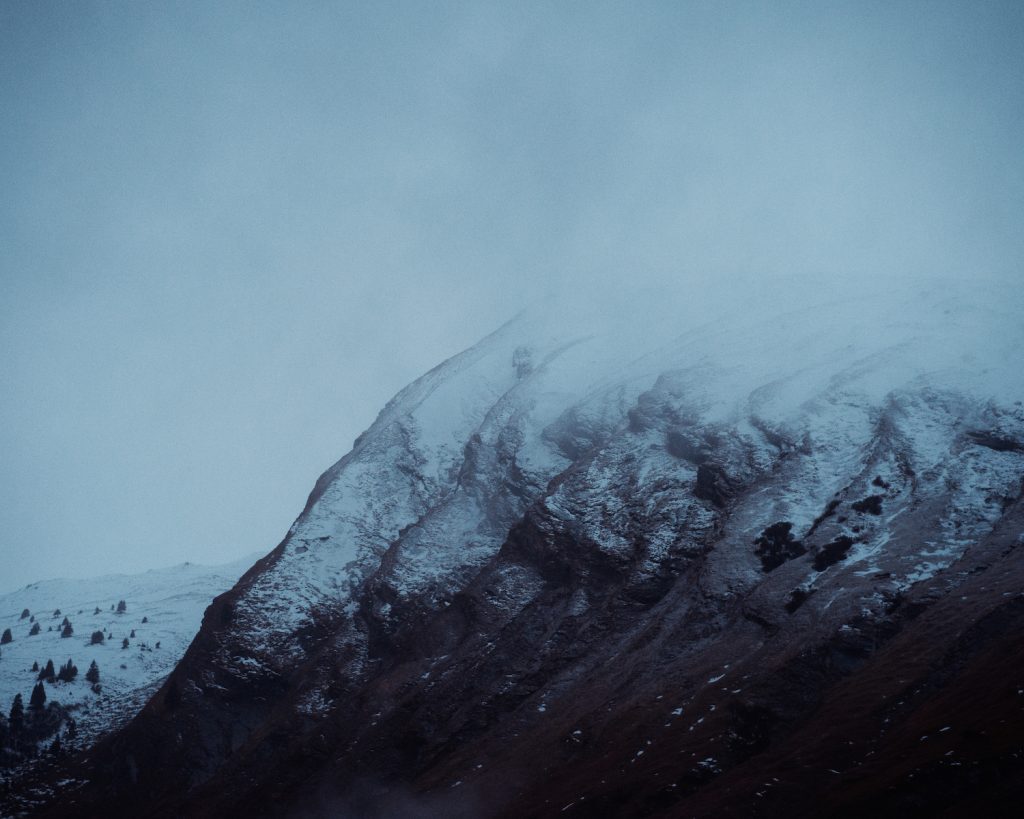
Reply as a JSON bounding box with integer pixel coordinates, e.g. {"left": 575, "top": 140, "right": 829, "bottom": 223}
{"left": 2, "top": 1, "right": 1022, "bottom": 591}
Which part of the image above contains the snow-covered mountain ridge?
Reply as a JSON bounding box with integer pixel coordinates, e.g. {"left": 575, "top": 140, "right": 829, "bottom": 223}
{"left": 16, "top": 278, "right": 1024, "bottom": 818}
{"left": 230, "top": 280, "right": 1022, "bottom": 658}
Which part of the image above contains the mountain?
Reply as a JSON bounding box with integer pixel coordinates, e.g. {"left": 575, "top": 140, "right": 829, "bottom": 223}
{"left": 13, "top": 279, "right": 1024, "bottom": 817}
{"left": 0, "top": 559, "right": 252, "bottom": 785}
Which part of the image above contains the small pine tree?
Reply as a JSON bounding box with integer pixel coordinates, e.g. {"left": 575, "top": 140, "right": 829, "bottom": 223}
{"left": 9, "top": 693, "right": 24, "bottom": 733}
{"left": 1, "top": 628, "right": 12, "bottom": 645}
{"left": 117, "top": 600, "right": 127, "bottom": 614}
{"left": 110, "top": 604, "right": 114, "bottom": 611}
{"left": 57, "top": 658, "right": 78, "bottom": 682}
{"left": 94, "top": 606, "right": 101, "bottom": 615}
{"left": 29, "top": 622, "right": 41, "bottom": 636}
{"left": 60, "top": 616, "right": 70, "bottom": 628}
{"left": 30, "top": 681, "right": 46, "bottom": 709}
{"left": 29, "top": 614, "right": 35, "bottom": 622}
{"left": 85, "top": 660, "right": 100, "bottom": 684}
{"left": 53, "top": 609, "right": 61, "bottom": 617}
{"left": 39, "top": 659, "right": 56, "bottom": 681}
{"left": 20, "top": 608, "right": 30, "bottom": 620}
{"left": 130, "top": 629, "right": 136, "bottom": 638}
{"left": 60, "top": 622, "right": 73, "bottom": 638}
{"left": 155, "top": 641, "right": 161, "bottom": 649}
{"left": 31, "top": 660, "right": 39, "bottom": 672}
{"left": 122, "top": 638, "right": 129, "bottom": 649}
{"left": 90, "top": 630, "right": 104, "bottom": 645}
{"left": 142, "top": 616, "right": 149, "bottom": 623}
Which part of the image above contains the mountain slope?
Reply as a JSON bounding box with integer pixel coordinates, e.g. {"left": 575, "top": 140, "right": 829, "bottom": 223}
{"left": 0, "top": 559, "right": 252, "bottom": 786}
{"left": 19, "top": 279, "right": 1024, "bottom": 818}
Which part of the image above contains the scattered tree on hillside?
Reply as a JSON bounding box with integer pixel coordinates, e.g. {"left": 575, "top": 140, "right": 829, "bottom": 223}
{"left": 29, "top": 682, "right": 46, "bottom": 710}
{"left": 85, "top": 660, "right": 100, "bottom": 684}
{"left": 90, "top": 631, "right": 104, "bottom": 645}
{"left": 57, "top": 659, "right": 77, "bottom": 682}
{"left": 29, "top": 622, "right": 40, "bottom": 636}
{"left": 38, "top": 659, "right": 56, "bottom": 682}
{"left": 31, "top": 661, "right": 39, "bottom": 672}
{"left": 93, "top": 606, "right": 101, "bottom": 615}
{"left": 116, "top": 600, "right": 127, "bottom": 614}
{"left": 142, "top": 616, "right": 149, "bottom": 623}
{"left": 53, "top": 609, "right": 61, "bottom": 617}
{"left": 9, "top": 694, "right": 24, "bottom": 734}
{"left": 60, "top": 616, "right": 70, "bottom": 628}
{"left": 60, "top": 622, "right": 73, "bottom": 639}
{"left": 130, "top": 629, "right": 136, "bottom": 638}
{"left": 20, "top": 609, "right": 30, "bottom": 620}
{"left": 121, "top": 637, "right": 129, "bottom": 649}
{"left": 1, "top": 628, "right": 12, "bottom": 645}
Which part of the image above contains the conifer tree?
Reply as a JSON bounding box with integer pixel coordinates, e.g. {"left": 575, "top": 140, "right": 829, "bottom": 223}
{"left": 130, "top": 629, "right": 136, "bottom": 638}
{"left": 117, "top": 600, "right": 127, "bottom": 613}
{"left": 9, "top": 693, "right": 24, "bottom": 734}
{"left": 57, "top": 659, "right": 78, "bottom": 682}
{"left": 85, "top": 660, "right": 100, "bottom": 684}
{"left": 31, "top": 660, "right": 39, "bottom": 672}
{"left": 60, "top": 622, "right": 73, "bottom": 638}
{"left": 39, "top": 659, "right": 56, "bottom": 682}
{"left": 90, "top": 630, "right": 104, "bottom": 645}
{"left": 29, "top": 622, "right": 40, "bottom": 636}
{"left": 20, "top": 609, "right": 30, "bottom": 620}
{"left": 30, "top": 682, "right": 46, "bottom": 710}
{"left": 1, "top": 628, "right": 12, "bottom": 645}
{"left": 122, "top": 637, "right": 129, "bottom": 649}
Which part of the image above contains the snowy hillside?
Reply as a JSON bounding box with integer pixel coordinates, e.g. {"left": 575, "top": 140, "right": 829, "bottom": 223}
{"left": 0, "top": 557, "right": 254, "bottom": 755}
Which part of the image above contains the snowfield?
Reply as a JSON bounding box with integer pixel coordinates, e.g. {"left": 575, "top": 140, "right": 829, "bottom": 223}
{"left": 0, "top": 557, "right": 255, "bottom": 749}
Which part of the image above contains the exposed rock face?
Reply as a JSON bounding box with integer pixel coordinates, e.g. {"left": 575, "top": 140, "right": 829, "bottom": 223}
{"left": 17, "top": 285, "right": 1024, "bottom": 818}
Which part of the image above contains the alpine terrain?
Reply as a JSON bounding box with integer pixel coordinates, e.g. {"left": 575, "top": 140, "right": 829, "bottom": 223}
{"left": 0, "top": 560, "right": 253, "bottom": 787}
{"left": 7, "top": 279, "right": 1024, "bottom": 818}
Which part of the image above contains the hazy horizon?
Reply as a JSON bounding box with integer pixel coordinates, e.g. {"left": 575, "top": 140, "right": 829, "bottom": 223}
{"left": 2, "top": 1, "right": 1023, "bottom": 592}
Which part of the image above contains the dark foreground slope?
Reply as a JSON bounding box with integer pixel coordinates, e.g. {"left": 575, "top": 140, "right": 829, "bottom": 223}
{"left": 10, "top": 286, "right": 1024, "bottom": 818}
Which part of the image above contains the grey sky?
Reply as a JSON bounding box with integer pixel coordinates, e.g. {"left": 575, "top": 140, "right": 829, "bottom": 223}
{"left": 2, "top": 1, "right": 1022, "bottom": 591}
